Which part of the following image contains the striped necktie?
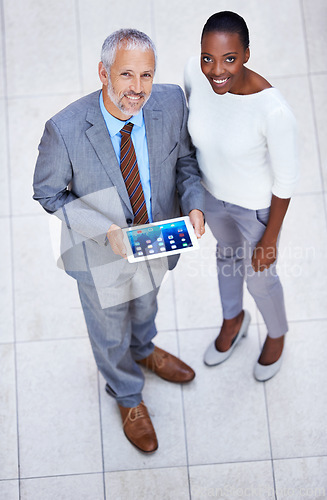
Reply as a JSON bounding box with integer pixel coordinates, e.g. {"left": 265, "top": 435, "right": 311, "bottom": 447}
{"left": 120, "top": 122, "right": 149, "bottom": 225}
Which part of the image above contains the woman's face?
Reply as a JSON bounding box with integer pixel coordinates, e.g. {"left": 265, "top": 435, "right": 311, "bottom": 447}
{"left": 201, "top": 31, "right": 250, "bottom": 95}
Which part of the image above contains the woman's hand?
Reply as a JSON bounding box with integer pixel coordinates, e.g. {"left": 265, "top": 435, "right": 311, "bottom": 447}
{"left": 252, "top": 237, "right": 277, "bottom": 271}
{"left": 251, "top": 195, "right": 291, "bottom": 272}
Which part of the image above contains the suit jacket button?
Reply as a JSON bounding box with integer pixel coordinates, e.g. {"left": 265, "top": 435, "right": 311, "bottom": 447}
{"left": 126, "top": 218, "right": 133, "bottom": 224}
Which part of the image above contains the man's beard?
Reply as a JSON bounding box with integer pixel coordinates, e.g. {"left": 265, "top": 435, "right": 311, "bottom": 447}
{"left": 107, "top": 79, "right": 151, "bottom": 116}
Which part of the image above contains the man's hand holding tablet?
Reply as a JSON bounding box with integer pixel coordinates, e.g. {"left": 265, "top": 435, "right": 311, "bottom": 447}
{"left": 107, "top": 212, "right": 204, "bottom": 262}
{"left": 189, "top": 208, "right": 205, "bottom": 239}
{"left": 106, "top": 224, "right": 128, "bottom": 259}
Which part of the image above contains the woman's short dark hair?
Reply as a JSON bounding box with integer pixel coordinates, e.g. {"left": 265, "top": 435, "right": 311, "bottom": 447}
{"left": 201, "top": 11, "right": 250, "bottom": 49}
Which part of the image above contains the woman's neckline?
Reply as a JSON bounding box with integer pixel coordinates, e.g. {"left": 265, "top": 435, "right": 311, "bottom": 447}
{"left": 222, "top": 87, "right": 275, "bottom": 99}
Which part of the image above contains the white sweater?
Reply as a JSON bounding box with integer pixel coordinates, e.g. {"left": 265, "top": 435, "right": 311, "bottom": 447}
{"left": 184, "top": 57, "right": 299, "bottom": 210}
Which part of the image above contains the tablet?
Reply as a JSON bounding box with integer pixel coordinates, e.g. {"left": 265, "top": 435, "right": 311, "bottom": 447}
{"left": 122, "top": 216, "right": 199, "bottom": 263}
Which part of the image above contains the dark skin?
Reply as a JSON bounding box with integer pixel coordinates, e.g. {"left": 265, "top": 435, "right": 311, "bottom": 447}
{"left": 201, "top": 31, "right": 290, "bottom": 365}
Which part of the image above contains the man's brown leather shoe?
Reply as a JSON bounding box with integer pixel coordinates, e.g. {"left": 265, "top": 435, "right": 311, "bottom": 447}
{"left": 118, "top": 401, "right": 158, "bottom": 453}
{"left": 137, "top": 346, "right": 195, "bottom": 383}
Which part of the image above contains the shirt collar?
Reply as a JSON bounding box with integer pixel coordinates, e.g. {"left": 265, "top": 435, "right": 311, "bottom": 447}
{"left": 99, "top": 91, "right": 144, "bottom": 138}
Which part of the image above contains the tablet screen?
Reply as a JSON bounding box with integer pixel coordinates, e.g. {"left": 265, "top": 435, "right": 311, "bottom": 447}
{"left": 126, "top": 219, "right": 193, "bottom": 258}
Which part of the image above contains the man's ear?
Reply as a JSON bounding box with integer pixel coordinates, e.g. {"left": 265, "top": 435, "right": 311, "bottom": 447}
{"left": 98, "top": 62, "right": 109, "bottom": 85}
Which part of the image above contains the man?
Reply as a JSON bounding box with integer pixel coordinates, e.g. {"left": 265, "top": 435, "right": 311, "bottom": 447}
{"left": 33, "top": 29, "right": 204, "bottom": 453}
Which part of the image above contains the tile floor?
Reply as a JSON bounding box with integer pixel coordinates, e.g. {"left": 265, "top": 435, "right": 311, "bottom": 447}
{"left": 1, "top": 0, "right": 327, "bottom": 499}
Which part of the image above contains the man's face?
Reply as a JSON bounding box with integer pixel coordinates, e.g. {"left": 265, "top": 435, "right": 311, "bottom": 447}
{"left": 99, "top": 45, "right": 155, "bottom": 120}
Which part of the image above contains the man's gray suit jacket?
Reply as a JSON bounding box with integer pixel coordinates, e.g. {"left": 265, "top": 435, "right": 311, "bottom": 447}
{"left": 33, "top": 84, "right": 204, "bottom": 288}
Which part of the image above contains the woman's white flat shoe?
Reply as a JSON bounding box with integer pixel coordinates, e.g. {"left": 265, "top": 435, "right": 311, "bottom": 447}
{"left": 204, "top": 310, "right": 251, "bottom": 366}
{"left": 253, "top": 351, "right": 284, "bottom": 382}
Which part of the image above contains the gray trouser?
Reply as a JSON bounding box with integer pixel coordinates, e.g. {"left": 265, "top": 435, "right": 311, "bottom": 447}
{"left": 77, "top": 280, "right": 159, "bottom": 407}
{"left": 205, "top": 189, "right": 288, "bottom": 338}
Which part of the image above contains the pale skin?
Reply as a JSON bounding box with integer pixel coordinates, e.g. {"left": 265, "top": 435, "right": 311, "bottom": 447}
{"left": 98, "top": 45, "right": 205, "bottom": 258}
{"left": 201, "top": 31, "right": 290, "bottom": 365}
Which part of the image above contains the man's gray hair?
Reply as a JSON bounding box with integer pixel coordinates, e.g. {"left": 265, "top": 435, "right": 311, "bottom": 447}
{"left": 101, "top": 29, "right": 157, "bottom": 73}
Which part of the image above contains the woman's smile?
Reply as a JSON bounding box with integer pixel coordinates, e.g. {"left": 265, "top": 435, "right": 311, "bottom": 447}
{"left": 211, "top": 76, "right": 231, "bottom": 88}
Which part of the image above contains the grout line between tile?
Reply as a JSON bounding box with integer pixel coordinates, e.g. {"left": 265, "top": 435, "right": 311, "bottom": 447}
{"left": 176, "top": 323, "right": 260, "bottom": 331}
{"left": 178, "top": 354, "right": 192, "bottom": 493}
{"left": 170, "top": 271, "right": 178, "bottom": 333}
{"left": 150, "top": 0, "right": 160, "bottom": 84}
{"left": 292, "top": 190, "right": 325, "bottom": 198}
{"left": 149, "top": 0, "right": 156, "bottom": 47}
{"left": 266, "top": 71, "right": 327, "bottom": 80}
{"left": 4, "top": 212, "right": 48, "bottom": 219}
{"left": 96, "top": 371, "right": 107, "bottom": 500}
{"left": 3, "top": 315, "right": 327, "bottom": 347}
{"left": 188, "top": 453, "right": 327, "bottom": 469}
{"left": 272, "top": 453, "right": 327, "bottom": 463}
{"left": 262, "top": 382, "right": 278, "bottom": 500}
{"left": 170, "top": 271, "right": 191, "bottom": 498}
{"left": 255, "top": 326, "right": 277, "bottom": 498}
{"left": 4, "top": 452, "right": 326, "bottom": 482}
{"left": 13, "top": 471, "right": 105, "bottom": 482}
{"left": 169, "top": 312, "right": 327, "bottom": 333}
{"left": 180, "top": 382, "right": 192, "bottom": 500}
{"left": 9, "top": 335, "right": 89, "bottom": 345}
{"left": 4, "top": 90, "right": 87, "bottom": 100}
{"left": 74, "top": 0, "right": 84, "bottom": 94}
{"left": 299, "top": 0, "right": 312, "bottom": 74}
{"left": 0, "top": 0, "right": 21, "bottom": 497}
{"left": 300, "top": 0, "right": 327, "bottom": 217}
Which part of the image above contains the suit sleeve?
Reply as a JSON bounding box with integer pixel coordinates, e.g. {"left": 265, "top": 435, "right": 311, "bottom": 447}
{"left": 33, "top": 118, "right": 114, "bottom": 246}
{"left": 175, "top": 86, "right": 205, "bottom": 215}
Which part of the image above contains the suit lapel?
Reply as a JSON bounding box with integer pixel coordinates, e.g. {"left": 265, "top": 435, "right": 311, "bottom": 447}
{"left": 85, "top": 91, "right": 164, "bottom": 219}
{"left": 143, "top": 97, "right": 163, "bottom": 218}
{"left": 85, "top": 95, "right": 132, "bottom": 213}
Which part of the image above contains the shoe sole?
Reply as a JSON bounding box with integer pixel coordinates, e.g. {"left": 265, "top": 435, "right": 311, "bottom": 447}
{"left": 145, "top": 371, "right": 196, "bottom": 384}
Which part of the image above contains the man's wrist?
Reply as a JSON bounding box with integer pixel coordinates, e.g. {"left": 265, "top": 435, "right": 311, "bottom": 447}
{"left": 189, "top": 208, "right": 205, "bottom": 223}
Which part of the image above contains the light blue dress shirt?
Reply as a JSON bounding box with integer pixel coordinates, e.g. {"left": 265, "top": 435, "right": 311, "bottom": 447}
{"left": 99, "top": 91, "right": 152, "bottom": 222}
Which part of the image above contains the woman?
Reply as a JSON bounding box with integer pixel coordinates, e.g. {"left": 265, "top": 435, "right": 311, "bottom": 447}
{"left": 184, "top": 11, "right": 299, "bottom": 381}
